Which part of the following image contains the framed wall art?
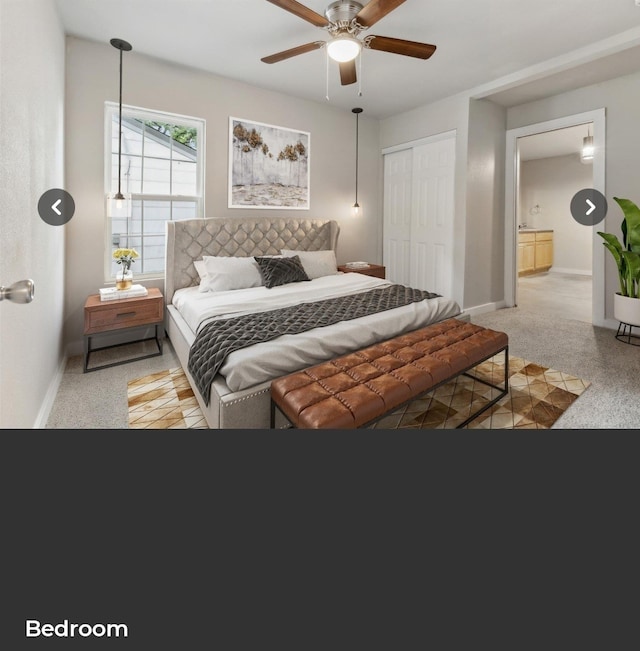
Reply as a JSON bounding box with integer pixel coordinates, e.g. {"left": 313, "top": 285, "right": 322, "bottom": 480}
{"left": 229, "top": 116, "right": 310, "bottom": 209}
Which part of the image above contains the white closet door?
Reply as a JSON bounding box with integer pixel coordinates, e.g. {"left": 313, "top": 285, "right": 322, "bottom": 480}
{"left": 383, "top": 133, "right": 455, "bottom": 296}
{"left": 410, "top": 136, "right": 455, "bottom": 296}
{"left": 382, "top": 148, "right": 413, "bottom": 285}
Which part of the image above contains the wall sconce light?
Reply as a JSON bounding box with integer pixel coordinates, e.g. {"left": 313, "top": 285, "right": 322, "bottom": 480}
{"left": 581, "top": 124, "right": 594, "bottom": 164}
{"left": 106, "top": 38, "right": 133, "bottom": 218}
{"left": 352, "top": 107, "right": 362, "bottom": 216}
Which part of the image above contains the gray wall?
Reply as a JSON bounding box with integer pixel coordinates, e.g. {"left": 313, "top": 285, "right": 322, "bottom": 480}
{"left": 465, "top": 98, "right": 506, "bottom": 308}
{"left": 0, "top": 0, "right": 66, "bottom": 428}
{"left": 64, "top": 36, "right": 381, "bottom": 353}
{"left": 520, "top": 154, "right": 593, "bottom": 274}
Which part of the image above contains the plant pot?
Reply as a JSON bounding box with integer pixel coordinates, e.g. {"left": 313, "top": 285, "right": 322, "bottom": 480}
{"left": 116, "top": 270, "right": 133, "bottom": 290}
{"left": 614, "top": 292, "right": 640, "bottom": 326}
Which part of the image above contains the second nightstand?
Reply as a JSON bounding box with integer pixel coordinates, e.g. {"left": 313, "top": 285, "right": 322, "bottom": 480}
{"left": 337, "top": 263, "right": 386, "bottom": 279}
{"left": 83, "top": 287, "right": 164, "bottom": 372}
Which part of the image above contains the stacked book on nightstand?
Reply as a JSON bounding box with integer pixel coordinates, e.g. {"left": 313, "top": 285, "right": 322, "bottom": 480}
{"left": 99, "top": 285, "right": 149, "bottom": 301}
{"left": 344, "top": 261, "right": 370, "bottom": 269}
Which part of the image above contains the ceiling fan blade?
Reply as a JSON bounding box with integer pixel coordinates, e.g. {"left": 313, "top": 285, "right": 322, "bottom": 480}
{"left": 355, "top": 0, "right": 407, "bottom": 28}
{"left": 364, "top": 35, "right": 436, "bottom": 59}
{"left": 339, "top": 60, "right": 357, "bottom": 85}
{"left": 266, "top": 0, "right": 330, "bottom": 28}
{"left": 261, "top": 41, "right": 325, "bottom": 64}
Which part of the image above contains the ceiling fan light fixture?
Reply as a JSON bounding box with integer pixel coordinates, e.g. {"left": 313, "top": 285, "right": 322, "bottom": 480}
{"left": 327, "top": 34, "right": 361, "bottom": 62}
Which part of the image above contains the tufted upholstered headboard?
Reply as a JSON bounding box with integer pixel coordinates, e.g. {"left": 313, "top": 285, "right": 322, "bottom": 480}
{"left": 165, "top": 217, "right": 340, "bottom": 303}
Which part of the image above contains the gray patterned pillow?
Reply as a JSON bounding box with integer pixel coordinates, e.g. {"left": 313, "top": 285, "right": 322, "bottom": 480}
{"left": 254, "top": 255, "right": 311, "bottom": 288}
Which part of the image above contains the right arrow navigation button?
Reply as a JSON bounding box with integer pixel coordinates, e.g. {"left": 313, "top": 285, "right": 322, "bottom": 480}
{"left": 570, "top": 189, "right": 607, "bottom": 226}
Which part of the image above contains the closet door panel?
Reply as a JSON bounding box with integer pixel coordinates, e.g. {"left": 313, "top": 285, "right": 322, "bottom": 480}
{"left": 383, "top": 133, "right": 455, "bottom": 297}
{"left": 383, "top": 149, "right": 413, "bottom": 285}
{"left": 410, "top": 137, "right": 455, "bottom": 296}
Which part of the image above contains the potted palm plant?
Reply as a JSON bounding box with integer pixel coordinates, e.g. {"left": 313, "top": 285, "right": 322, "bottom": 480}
{"left": 597, "top": 196, "right": 640, "bottom": 326}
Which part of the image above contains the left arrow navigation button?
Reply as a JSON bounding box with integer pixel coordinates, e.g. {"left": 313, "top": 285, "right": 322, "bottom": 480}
{"left": 38, "top": 189, "right": 75, "bottom": 226}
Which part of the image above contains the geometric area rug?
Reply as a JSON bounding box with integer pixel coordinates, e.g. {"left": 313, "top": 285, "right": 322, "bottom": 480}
{"left": 127, "top": 354, "right": 591, "bottom": 430}
{"left": 369, "top": 352, "right": 591, "bottom": 429}
{"left": 127, "top": 367, "right": 208, "bottom": 429}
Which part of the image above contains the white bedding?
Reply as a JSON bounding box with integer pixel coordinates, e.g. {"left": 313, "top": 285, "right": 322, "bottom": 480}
{"left": 172, "top": 273, "right": 462, "bottom": 392}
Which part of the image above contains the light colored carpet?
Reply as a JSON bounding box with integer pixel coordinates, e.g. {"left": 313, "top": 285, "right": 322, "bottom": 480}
{"left": 127, "top": 353, "right": 590, "bottom": 430}
{"left": 47, "top": 304, "right": 639, "bottom": 429}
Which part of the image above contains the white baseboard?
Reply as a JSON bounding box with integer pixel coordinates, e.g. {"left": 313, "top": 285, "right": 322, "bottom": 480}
{"left": 549, "top": 267, "right": 592, "bottom": 276}
{"left": 461, "top": 300, "right": 507, "bottom": 317}
{"left": 33, "top": 352, "right": 68, "bottom": 429}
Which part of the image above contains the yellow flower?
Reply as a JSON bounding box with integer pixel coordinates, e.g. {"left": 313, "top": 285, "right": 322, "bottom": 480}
{"left": 112, "top": 248, "right": 140, "bottom": 261}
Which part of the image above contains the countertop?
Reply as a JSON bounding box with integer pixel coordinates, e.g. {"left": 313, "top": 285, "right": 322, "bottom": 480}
{"left": 518, "top": 228, "right": 553, "bottom": 233}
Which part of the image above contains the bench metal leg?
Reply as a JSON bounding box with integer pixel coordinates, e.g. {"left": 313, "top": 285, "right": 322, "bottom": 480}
{"left": 358, "top": 344, "right": 510, "bottom": 430}
{"left": 456, "top": 345, "right": 509, "bottom": 428}
{"left": 270, "top": 400, "right": 294, "bottom": 429}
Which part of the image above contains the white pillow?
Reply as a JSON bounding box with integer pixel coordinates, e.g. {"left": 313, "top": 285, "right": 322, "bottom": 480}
{"left": 280, "top": 249, "right": 337, "bottom": 280}
{"left": 194, "top": 259, "right": 206, "bottom": 280}
{"left": 198, "top": 255, "right": 264, "bottom": 292}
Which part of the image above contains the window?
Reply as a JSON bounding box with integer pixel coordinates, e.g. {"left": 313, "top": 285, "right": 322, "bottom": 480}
{"left": 104, "top": 103, "right": 205, "bottom": 280}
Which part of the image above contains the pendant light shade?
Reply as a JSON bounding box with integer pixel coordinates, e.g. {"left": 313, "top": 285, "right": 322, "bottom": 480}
{"left": 581, "top": 125, "right": 594, "bottom": 164}
{"left": 352, "top": 107, "right": 362, "bottom": 217}
{"left": 107, "top": 38, "right": 133, "bottom": 218}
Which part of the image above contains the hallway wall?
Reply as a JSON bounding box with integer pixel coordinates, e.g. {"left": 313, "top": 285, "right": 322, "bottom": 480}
{"left": 520, "top": 153, "right": 593, "bottom": 274}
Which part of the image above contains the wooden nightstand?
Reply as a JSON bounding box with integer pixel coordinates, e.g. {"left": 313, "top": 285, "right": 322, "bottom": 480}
{"left": 83, "top": 287, "right": 164, "bottom": 372}
{"left": 338, "top": 263, "right": 386, "bottom": 279}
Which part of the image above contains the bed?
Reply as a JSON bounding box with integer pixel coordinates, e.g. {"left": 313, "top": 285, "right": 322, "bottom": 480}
{"left": 164, "top": 217, "right": 463, "bottom": 429}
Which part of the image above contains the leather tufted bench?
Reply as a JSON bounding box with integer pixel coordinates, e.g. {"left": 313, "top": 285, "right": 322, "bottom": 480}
{"left": 270, "top": 318, "right": 509, "bottom": 429}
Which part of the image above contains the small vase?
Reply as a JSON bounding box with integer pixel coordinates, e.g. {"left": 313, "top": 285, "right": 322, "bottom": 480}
{"left": 116, "top": 270, "right": 133, "bottom": 290}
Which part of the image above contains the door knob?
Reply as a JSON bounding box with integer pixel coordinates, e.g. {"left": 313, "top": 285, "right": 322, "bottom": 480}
{"left": 0, "top": 279, "right": 35, "bottom": 303}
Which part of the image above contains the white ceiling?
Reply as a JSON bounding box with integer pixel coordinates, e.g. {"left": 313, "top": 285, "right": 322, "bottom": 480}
{"left": 518, "top": 124, "right": 591, "bottom": 162}
{"left": 54, "top": 0, "right": 640, "bottom": 119}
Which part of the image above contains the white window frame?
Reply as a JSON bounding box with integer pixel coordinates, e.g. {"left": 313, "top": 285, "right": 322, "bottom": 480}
{"left": 104, "top": 102, "right": 205, "bottom": 281}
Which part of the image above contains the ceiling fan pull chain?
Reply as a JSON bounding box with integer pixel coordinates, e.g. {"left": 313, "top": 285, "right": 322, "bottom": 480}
{"left": 358, "top": 51, "right": 362, "bottom": 97}
{"left": 325, "top": 47, "right": 330, "bottom": 101}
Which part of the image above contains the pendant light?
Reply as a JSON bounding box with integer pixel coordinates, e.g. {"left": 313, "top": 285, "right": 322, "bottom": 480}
{"left": 107, "top": 38, "right": 133, "bottom": 218}
{"left": 581, "top": 124, "right": 594, "bottom": 164}
{"left": 352, "top": 107, "right": 362, "bottom": 216}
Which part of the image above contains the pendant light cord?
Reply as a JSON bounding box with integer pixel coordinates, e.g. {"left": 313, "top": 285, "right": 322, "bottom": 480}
{"left": 117, "top": 45, "right": 123, "bottom": 197}
{"left": 110, "top": 38, "right": 132, "bottom": 200}
{"left": 352, "top": 108, "right": 362, "bottom": 208}
{"left": 355, "top": 110, "right": 359, "bottom": 204}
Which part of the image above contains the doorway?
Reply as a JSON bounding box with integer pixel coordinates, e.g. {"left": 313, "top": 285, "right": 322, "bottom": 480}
{"left": 504, "top": 109, "right": 606, "bottom": 327}
{"left": 516, "top": 124, "right": 593, "bottom": 323}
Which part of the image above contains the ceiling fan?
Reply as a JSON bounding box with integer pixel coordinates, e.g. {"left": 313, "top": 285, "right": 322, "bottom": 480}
{"left": 261, "top": 0, "right": 437, "bottom": 86}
